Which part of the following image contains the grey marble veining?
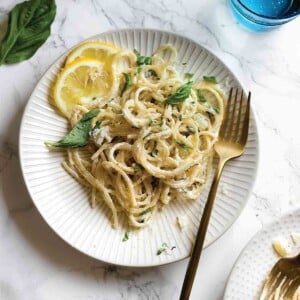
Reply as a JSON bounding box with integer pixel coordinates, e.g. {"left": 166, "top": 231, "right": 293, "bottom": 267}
{"left": 0, "top": 0, "right": 300, "bottom": 299}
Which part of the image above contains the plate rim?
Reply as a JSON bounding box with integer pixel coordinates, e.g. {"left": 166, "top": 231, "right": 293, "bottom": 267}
{"left": 19, "top": 27, "right": 260, "bottom": 267}
{"left": 223, "top": 207, "right": 300, "bottom": 299}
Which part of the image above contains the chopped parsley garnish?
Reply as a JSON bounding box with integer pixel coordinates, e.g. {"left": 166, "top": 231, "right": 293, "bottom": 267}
{"left": 108, "top": 98, "right": 114, "bottom": 103}
{"left": 134, "top": 66, "right": 142, "bottom": 75}
{"left": 179, "top": 114, "right": 183, "bottom": 121}
{"left": 150, "top": 148, "right": 158, "bottom": 157}
{"left": 143, "top": 133, "right": 152, "bottom": 140}
{"left": 134, "top": 163, "right": 143, "bottom": 173}
{"left": 156, "top": 243, "right": 176, "bottom": 255}
{"left": 140, "top": 208, "right": 151, "bottom": 216}
{"left": 196, "top": 89, "right": 207, "bottom": 103}
{"left": 214, "top": 107, "right": 220, "bottom": 114}
{"left": 165, "top": 81, "right": 193, "bottom": 105}
{"left": 185, "top": 73, "right": 193, "bottom": 80}
{"left": 157, "top": 243, "right": 168, "bottom": 255}
{"left": 134, "top": 49, "right": 152, "bottom": 66}
{"left": 122, "top": 231, "right": 130, "bottom": 242}
{"left": 203, "top": 75, "right": 217, "bottom": 84}
{"left": 121, "top": 73, "right": 133, "bottom": 96}
{"left": 149, "top": 118, "right": 153, "bottom": 126}
{"left": 92, "top": 97, "right": 97, "bottom": 100}
{"left": 176, "top": 141, "right": 191, "bottom": 150}
{"left": 182, "top": 62, "right": 187, "bottom": 65}
{"left": 145, "top": 69, "right": 158, "bottom": 78}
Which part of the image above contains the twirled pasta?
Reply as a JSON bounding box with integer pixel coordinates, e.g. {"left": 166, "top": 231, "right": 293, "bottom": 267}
{"left": 62, "top": 45, "right": 226, "bottom": 228}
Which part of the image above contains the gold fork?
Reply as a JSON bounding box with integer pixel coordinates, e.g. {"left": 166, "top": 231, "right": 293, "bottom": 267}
{"left": 260, "top": 252, "right": 300, "bottom": 300}
{"left": 179, "top": 88, "right": 251, "bottom": 300}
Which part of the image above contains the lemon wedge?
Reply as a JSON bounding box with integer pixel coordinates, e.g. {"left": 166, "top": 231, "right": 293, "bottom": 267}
{"left": 54, "top": 58, "right": 112, "bottom": 117}
{"left": 66, "top": 41, "right": 119, "bottom": 65}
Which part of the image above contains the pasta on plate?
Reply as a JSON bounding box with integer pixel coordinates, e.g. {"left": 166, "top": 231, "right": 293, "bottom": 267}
{"left": 46, "top": 44, "right": 226, "bottom": 228}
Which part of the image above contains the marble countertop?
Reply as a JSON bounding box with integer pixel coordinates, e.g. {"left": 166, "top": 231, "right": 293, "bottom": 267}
{"left": 1, "top": 0, "right": 300, "bottom": 299}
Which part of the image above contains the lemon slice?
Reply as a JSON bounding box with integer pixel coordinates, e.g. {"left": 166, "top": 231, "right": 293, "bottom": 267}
{"left": 66, "top": 41, "right": 119, "bottom": 65}
{"left": 54, "top": 58, "right": 112, "bottom": 117}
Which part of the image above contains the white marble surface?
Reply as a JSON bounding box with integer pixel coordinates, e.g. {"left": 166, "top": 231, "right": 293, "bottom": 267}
{"left": 0, "top": 0, "right": 300, "bottom": 299}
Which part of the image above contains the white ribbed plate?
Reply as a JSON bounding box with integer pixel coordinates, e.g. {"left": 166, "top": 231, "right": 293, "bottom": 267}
{"left": 224, "top": 209, "right": 300, "bottom": 299}
{"left": 19, "top": 28, "right": 259, "bottom": 267}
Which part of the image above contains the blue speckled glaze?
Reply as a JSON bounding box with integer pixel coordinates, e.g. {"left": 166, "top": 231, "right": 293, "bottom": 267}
{"left": 240, "top": 0, "right": 293, "bottom": 17}
{"left": 228, "top": 0, "right": 300, "bottom": 31}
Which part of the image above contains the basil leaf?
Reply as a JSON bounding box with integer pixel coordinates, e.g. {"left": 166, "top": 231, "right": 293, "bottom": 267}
{"left": 120, "top": 72, "right": 132, "bottom": 96}
{"left": 139, "top": 208, "right": 151, "bottom": 216}
{"left": 134, "top": 49, "right": 152, "bottom": 66}
{"left": 150, "top": 148, "right": 158, "bottom": 157}
{"left": 165, "top": 81, "right": 193, "bottom": 105}
{"left": 122, "top": 231, "right": 130, "bottom": 242}
{"left": 0, "top": 0, "right": 56, "bottom": 65}
{"left": 157, "top": 243, "right": 168, "bottom": 255}
{"left": 196, "top": 89, "right": 207, "bottom": 103}
{"left": 176, "top": 141, "right": 191, "bottom": 150}
{"left": 185, "top": 73, "right": 193, "bottom": 80}
{"left": 134, "top": 163, "right": 142, "bottom": 173}
{"left": 203, "top": 76, "right": 217, "bottom": 83}
{"left": 143, "top": 133, "right": 152, "bottom": 140}
{"left": 45, "top": 109, "right": 99, "bottom": 148}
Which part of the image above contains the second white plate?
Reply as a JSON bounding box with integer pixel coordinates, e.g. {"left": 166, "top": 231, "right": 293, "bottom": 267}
{"left": 19, "top": 28, "right": 259, "bottom": 267}
{"left": 224, "top": 209, "right": 300, "bottom": 299}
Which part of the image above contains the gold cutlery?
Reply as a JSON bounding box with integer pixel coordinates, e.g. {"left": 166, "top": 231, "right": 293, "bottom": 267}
{"left": 260, "top": 252, "right": 300, "bottom": 300}
{"left": 180, "top": 88, "right": 251, "bottom": 299}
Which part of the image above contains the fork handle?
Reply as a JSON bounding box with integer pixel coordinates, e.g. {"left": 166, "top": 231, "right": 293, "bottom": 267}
{"left": 179, "top": 158, "right": 227, "bottom": 300}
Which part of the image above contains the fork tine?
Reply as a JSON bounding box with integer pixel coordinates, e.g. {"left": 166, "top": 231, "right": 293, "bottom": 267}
{"left": 280, "top": 277, "right": 295, "bottom": 298}
{"left": 239, "top": 91, "right": 251, "bottom": 145}
{"left": 260, "top": 266, "right": 283, "bottom": 299}
{"left": 234, "top": 90, "right": 243, "bottom": 142}
{"left": 219, "top": 87, "right": 233, "bottom": 139}
{"left": 226, "top": 88, "right": 238, "bottom": 140}
{"left": 285, "top": 276, "right": 300, "bottom": 299}
{"left": 269, "top": 274, "right": 288, "bottom": 300}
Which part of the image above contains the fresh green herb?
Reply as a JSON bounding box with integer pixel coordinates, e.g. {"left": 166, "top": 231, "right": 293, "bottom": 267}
{"left": 140, "top": 208, "right": 151, "bottom": 216}
{"left": 145, "top": 69, "right": 159, "bottom": 79}
{"left": 150, "top": 148, "right": 158, "bottom": 157}
{"left": 214, "top": 107, "right": 220, "bottom": 114}
{"left": 171, "top": 246, "right": 176, "bottom": 250}
{"left": 165, "top": 81, "right": 193, "bottom": 105}
{"left": 120, "top": 73, "right": 133, "bottom": 96}
{"left": 176, "top": 141, "right": 191, "bottom": 150}
{"left": 92, "top": 97, "right": 97, "bottom": 100}
{"left": 196, "top": 89, "right": 207, "bottom": 103}
{"left": 134, "top": 66, "right": 142, "bottom": 75}
{"left": 185, "top": 73, "right": 193, "bottom": 80}
{"left": 122, "top": 231, "right": 130, "bottom": 242}
{"left": 89, "top": 120, "right": 101, "bottom": 136}
{"left": 0, "top": 0, "right": 56, "bottom": 65}
{"left": 203, "top": 76, "right": 217, "bottom": 84}
{"left": 134, "top": 49, "right": 152, "bottom": 66}
{"left": 134, "top": 163, "right": 143, "bottom": 173}
{"left": 186, "top": 126, "right": 195, "bottom": 134}
{"left": 45, "top": 109, "right": 99, "bottom": 148}
{"left": 159, "top": 118, "right": 164, "bottom": 126}
{"left": 143, "top": 133, "right": 152, "bottom": 140}
{"left": 182, "top": 62, "right": 187, "bottom": 65}
{"left": 157, "top": 243, "right": 169, "bottom": 255}
{"left": 179, "top": 114, "right": 183, "bottom": 121}
{"left": 148, "top": 118, "right": 153, "bottom": 126}
{"left": 108, "top": 98, "right": 114, "bottom": 103}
